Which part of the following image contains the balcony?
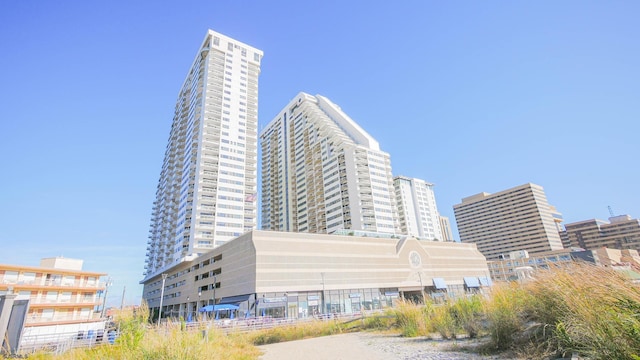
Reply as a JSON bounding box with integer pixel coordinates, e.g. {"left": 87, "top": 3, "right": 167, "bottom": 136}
{"left": 26, "top": 311, "right": 100, "bottom": 325}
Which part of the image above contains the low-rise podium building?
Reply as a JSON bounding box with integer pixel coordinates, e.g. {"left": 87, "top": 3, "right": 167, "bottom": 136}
{"left": 141, "top": 230, "right": 490, "bottom": 321}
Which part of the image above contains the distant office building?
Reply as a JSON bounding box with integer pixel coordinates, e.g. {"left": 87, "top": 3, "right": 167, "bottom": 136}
{"left": 260, "top": 92, "right": 399, "bottom": 235}
{"left": 562, "top": 214, "right": 640, "bottom": 252}
{"left": 144, "top": 30, "right": 263, "bottom": 279}
{"left": 453, "top": 183, "right": 564, "bottom": 261}
{"left": 394, "top": 176, "right": 443, "bottom": 241}
{"left": 488, "top": 247, "right": 640, "bottom": 282}
{"left": 439, "top": 215, "right": 454, "bottom": 242}
{"left": 0, "top": 258, "right": 106, "bottom": 350}
{"left": 142, "top": 230, "right": 490, "bottom": 321}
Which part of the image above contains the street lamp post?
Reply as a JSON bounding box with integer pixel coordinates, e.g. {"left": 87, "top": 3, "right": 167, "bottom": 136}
{"left": 417, "top": 272, "right": 425, "bottom": 304}
{"left": 157, "top": 273, "right": 167, "bottom": 325}
{"left": 198, "top": 290, "right": 202, "bottom": 320}
{"left": 210, "top": 275, "right": 217, "bottom": 325}
{"left": 212, "top": 275, "right": 217, "bottom": 306}
{"left": 320, "top": 272, "right": 325, "bottom": 316}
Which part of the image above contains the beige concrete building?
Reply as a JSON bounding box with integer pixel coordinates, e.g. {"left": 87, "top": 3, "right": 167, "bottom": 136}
{"left": 562, "top": 215, "right": 640, "bottom": 252}
{"left": 0, "top": 258, "right": 106, "bottom": 344}
{"left": 141, "top": 230, "right": 489, "bottom": 321}
{"left": 453, "top": 183, "right": 564, "bottom": 261}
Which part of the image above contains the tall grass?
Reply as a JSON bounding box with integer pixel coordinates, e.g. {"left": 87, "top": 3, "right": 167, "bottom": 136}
{"left": 22, "top": 303, "right": 260, "bottom": 360}
{"left": 388, "top": 263, "right": 640, "bottom": 359}
{"left": 482, "top": 282, "right": 529, "bottom": 350}
{"left": 521, "top": 264, "right": 640, "bottom": 359}
{"left": 393, "top": 300, "right": 431, "bottom": 337}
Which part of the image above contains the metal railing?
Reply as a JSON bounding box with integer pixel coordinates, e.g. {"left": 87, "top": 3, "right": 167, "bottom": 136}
{"left": 18, "top": 329, "right": 119, "bottom": 355}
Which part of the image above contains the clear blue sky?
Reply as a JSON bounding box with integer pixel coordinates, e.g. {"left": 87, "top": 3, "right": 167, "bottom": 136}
{"left": 1, "top": 1, "right": 638, "bottom": 307}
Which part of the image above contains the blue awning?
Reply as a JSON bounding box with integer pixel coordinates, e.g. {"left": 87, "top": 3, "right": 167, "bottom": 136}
{"left": 219, "top": 294, "right": 252, "bottom": 304}
{"left": 478, "top": 276, "right": 493, "bottom": 286}
{"left": 464, "top": 277, "right": 480, "bottom": 288}
{"left": 432, "top": 277, "right": 447, "bottom": 290}
{"left": 199, "top": 304, "right": 239, "bottom": 312}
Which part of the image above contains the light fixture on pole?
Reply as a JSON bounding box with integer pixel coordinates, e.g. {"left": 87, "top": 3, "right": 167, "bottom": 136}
{"left": 157, "top": 273, "right": 168, "bottom": 325}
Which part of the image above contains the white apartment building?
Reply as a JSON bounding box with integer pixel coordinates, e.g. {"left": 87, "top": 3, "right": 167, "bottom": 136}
{"left": 394, "top": 176, "right": 443, "bottom": 241}
{"left": 144, "top": 30, "right": 263, "bottom": 279}
{"left": 453, "top": 183, "right": 564, "bottom": 261}
{"left": 260, "top": 92, "right": 400, "bottom": 235}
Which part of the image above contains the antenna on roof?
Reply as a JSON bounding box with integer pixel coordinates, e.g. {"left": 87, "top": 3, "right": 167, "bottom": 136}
{"left": 608, "top": 205, "right": 615, "bottom": 217}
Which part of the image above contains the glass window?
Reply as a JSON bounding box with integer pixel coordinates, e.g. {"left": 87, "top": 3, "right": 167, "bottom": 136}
{"left": 60, "top": 292, "right": 72, "bottom": 302}
{"left": 3, "top": 271, "right": 18, "bottom": 283}
{"left": 20, "top": 272, "right": 36, "bottom": 284}
{"left": 42, "top": 309, "right": 54, "bottom": 319}
{"left": 46, "top": 291, "right": 58, "bottom": 302}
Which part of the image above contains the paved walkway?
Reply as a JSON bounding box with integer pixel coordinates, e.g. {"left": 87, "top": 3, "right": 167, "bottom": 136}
{"left": 258, "top": 333, "right": 385, "bottom": 360}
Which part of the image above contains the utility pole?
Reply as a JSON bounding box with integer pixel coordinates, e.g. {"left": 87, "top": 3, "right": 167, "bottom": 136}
{"left": 120, "top": 286, "right": 126, "bottom": 310}
{"left": 100, "top": 277, "right": 112, "bottom": 318}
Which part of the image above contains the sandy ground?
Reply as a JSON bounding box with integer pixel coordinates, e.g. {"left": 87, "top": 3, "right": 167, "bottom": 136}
{"left": 258, "top": 333, "right": 385, "bottom": 360}
{"left": 258, "top": 332, "right": 508, "bottom": 360}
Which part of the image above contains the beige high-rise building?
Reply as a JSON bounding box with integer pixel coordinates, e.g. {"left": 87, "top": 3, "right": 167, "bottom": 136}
{"left": 453, "top": 183, "right": 564, "bottom": 260}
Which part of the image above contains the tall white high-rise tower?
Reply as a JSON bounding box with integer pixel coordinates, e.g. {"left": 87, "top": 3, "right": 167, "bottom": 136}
{"left": 394, "top": 176, "right": 444, "bottom": 241}
{"left": 144, "top": 30, "right": 263, "bottom": 278}
{"left": 260, "top": 92, "right": 400, "bottom": 235}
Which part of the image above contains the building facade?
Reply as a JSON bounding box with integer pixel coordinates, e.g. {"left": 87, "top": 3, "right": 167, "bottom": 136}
{"left": 453, "top": 183, "right": 564, "bottom": 261}
{"left": 439, "top": 215, "right": 454, "bottom": 242}
{"left": 144, "top": 30, "right": 263, "bottom": 279}
{"left": 488, "top": 247, "right": 640, "bottom": 282}
{"left": 260, "top": 92, "right": 400, "bottom": 235}
{"left": 561, "top": 215, "right": 640, "bottom": 252}
{"left": 0, "top": 258, "right": 106, "bottom": 345}
{"left": 142, "top": 230, "right": 490, "bottom": 321}
{"left": 394, "top": 176, "right": 443, "bottom": 241}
